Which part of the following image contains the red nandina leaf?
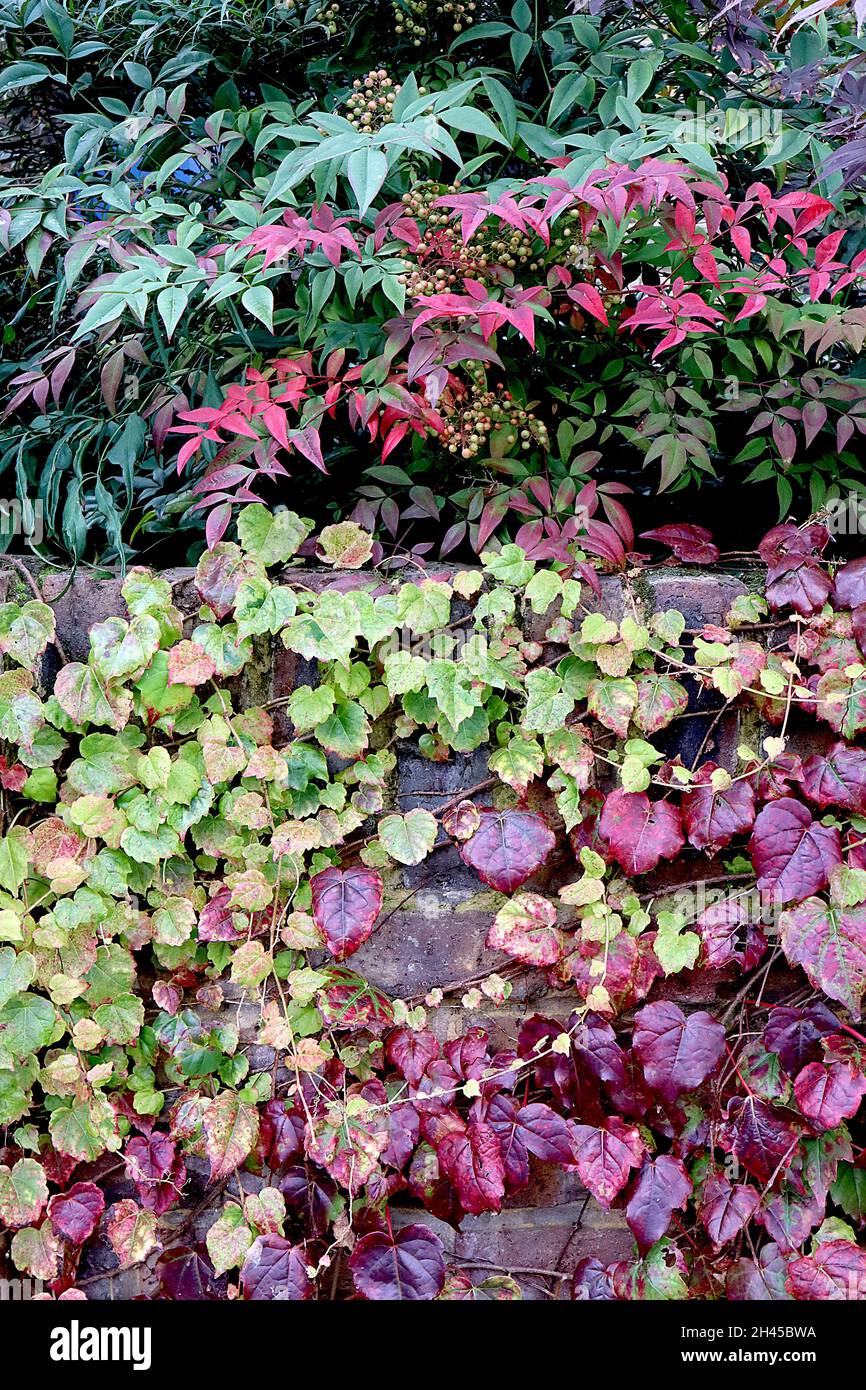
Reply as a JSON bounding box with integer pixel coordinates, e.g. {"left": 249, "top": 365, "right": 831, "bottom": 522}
{"left": 698, "top": 1172, "right": 759, "bottom": 1249}
{"left": 787, "top": 1240, "right": 866, "bottom": 1299}
{"left": 719, "top": 1095, "right": 801, "bottom": 1184}
{"left": 458, "top": 808, "right": 555, "bottom": 892}
{"left": 632, "top": 1001, "right": 726, "bottom": 1104}
{"left": 763, "top": 1003, "right": 840, "bottom": 1076}
{"left": 793, "top": 1057, "right": 866, "bottom": 1130}
{"left": 639, "top": 524, "right": 720, "bottom": 563}
{"left": 779, "top": 897, "right": 866, "bottom": 1017}
{"left": 682, "top": 762, "right": 755, "bottom": 853}
{"left": 349, "top": 1223, "right": 446, "bottom": 1300}
{"left": 48, "top": 1181, "right": 105, "bottom": 1244}
{"left": 310, "top": 865, "right": 383, "bottom": 960}
{"left": 598, "top": 789, "right": 684, "bottom": 875}
{"left": 438, "top": 1120, "right": 505, "bottom": 1215}
{"left": 240, "top": 1234, "right": 314, "bottom": 1300}
{"left": 567, "top": 1117, "right": 646, "bottom": 1206}
{"left": 801, "top": 742, "right": 866, "bottom": 812}
{"left": 749, "top": 797, "right": 842, "bottom": 905}
{"left": 626, "top": 1155, "right": 692, "bottom": 1253}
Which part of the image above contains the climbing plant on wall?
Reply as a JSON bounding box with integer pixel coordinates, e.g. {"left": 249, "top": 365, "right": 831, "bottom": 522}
{"left": 1, "top": 514, "right": 866, "bottom": 1299}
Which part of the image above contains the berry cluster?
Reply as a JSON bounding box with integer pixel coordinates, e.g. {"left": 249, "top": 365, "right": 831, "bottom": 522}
{"left": 549, "top": 210, "right": 591, "bottom": 269}
{"left": 397, "top": 183, "right": 544, "bottom": 296}
{"left": 392, "top": 0, "right": 477, "bottom": 43}
{"left": 312, "top": 2, "right": 341, "bottom": 34}
{"left": 440, "top": 364, "right": 549, "bottom": 460}
{"left": 343, "top": 70, "right": 401, "bottom": 130}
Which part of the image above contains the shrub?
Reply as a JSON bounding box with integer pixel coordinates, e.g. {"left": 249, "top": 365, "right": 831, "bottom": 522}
{"left": 0, "top": 0, "right": 864, "bottom": 563}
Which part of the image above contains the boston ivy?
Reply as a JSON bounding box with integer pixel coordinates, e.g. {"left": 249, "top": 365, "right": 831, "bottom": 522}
{"left": 1, "top": 512, "right": 866, "bottom": 1300}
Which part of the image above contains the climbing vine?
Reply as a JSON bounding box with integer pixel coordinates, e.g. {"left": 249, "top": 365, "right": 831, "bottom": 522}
{"left": 1, "top": 514, "right": 866, "bottom": 1300}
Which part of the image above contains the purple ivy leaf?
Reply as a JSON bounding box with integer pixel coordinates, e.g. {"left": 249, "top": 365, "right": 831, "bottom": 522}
{"left": 719, "top": 1095, "right": 801, "bottom": 1184}
{"left": 567, "top": 1117, "right": 646, "bottom": 1207}
{"left": 437, "top": 1120, "right": 505, "bottom": 1215}
{"left": 48, "top": 1181, "right": 105, "bottom": 1245}
{"left": 763, "top": 1003, "right": 840, "bottom": 1076}
{"left": 787, "top": 1240, "right": 866, "bottom": 1300}
{"left": 349, "top": 1223, "right": 446, "bottom": 1301}
{"left": 458, "top": 809, "right": 555, "bottom": 892}
{"left": 682, "top": 762, "right": 756, "bottom": 853}
{"left": 310, "top": 865, "right": 383, "bottom": 960}
{"left": 801, "top": 742, "right": 866, "bottom": 813}
{"left": 599, "top": 789, "right": 684, "bottom": 875}
{"left": 698, "top": 1172, "right": 759, "bottom": 1250}
{"left": 749, "top": 797, "right": 842, "bottom": 905}
{"left": 632, "top": 1001, "right": 726, "bottom": 1104}
{"left": 793, "top": 1058, "right": 866, "bottom": 1130}
{"left": 779, "top": 897, "right": 866, "bottom": 1018}
{"left": 241, "top": 1234, "right": 314, "bottom": 1300}
{"left": 626, "top": 1154, "right": 692, "bottom": 1253}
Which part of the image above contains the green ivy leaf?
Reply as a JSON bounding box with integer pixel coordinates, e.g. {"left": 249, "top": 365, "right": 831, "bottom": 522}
{"left": 379, "top": 809, "right": 438, "bottom": 865}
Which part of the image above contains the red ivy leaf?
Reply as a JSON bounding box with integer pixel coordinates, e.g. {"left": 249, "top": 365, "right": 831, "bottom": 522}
{"left": 763, "top": 1003, "right": 840, "bottom": 1077}
{"left": 349, "top": 1223, "right": 446, "bottom": 1301}
{"left": 787, "top": 1240, "right": 866, "bottom": 1300}
{"left": 779, "top": 897, "right": 866, "bottom": 1018}
{"left": 719, "top": 1095, "right": 801, "bottom": 1184}
{"left": 310, "top": 866, "right": 383, "bottom": 960}
{"left": 198, "top": 886, "right": 243, "bottom": 943}
{"left": 240, "top": 1234, "right": 314, "bottom": 1300}
{"left": 438, "top": 1120, "right": 505, "bottom": 1215}
{"left": 458, "top": 809, "right": 555, "bottom": 892}
{"left": 682, "top": 762, "right": 756, "bottom": 853}
{"left": 793, "top": 1058, "right": 866, "bottom": 1131}
{"left": 598, "top": 789, "right": 684, "bottom": 875}
{"left": 749, "top": 797, "right": 842, "bottom": 905}
{"left": 48, "top": 1181, "right": 105, "bottom": 1245}
{"left": 639, "top": 524, "right": 720, "bottom": 563}
{"left": 509, "top": 1100, "right": 572, "bottom": 1164}
{"left": 698, "top": 1172, "right": 759, "bottom": 1249}
{"left": 158, "top": 1246, "right": 224, "bottom": 1300}
{"left": 626, "top": 1154, "right": 692, "bottom": 1253}
{"left": 834, "top": 556, "right": 866, "bottom": 610}
{"left": 632, "top": 1001, "right": 726, "bottom": 1104}
{"left": 801, "top": 742, "right": 866, "bottom": 813}
{"left": 123, "top": 1132, "right": 186, "bottom": 1216}
{"left": 765, "top": 555, "right": 832, "bottom": 616}
{"left": 567, "top": 1117, "right": 646, "bottom": 1207}
{"left": 386, "top": 1027, "right": 440, "bottom": 1086}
